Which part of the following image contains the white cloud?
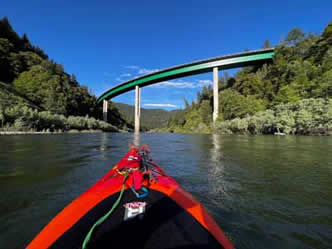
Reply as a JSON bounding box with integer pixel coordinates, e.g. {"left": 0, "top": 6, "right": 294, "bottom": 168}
{"left": 125, "top": 65, "right": 159, "bottom": 75}
{"left": 148, "top": 79, "right": 212, "bottom": 89}
{"left": 138, "top": 68, "right": 159, "bottom": 75}
{"left": 120, "top": 65, "right": 213, "bottom": 89}
{"left": 126, "top": 65, "right": 139, "bottom": 70}
{"left": 120, "top": 73, "right": 131, "bottom": 77}
{"left": 197, "top": 79, "right": 213, "bottom": 86}
{"left": 116, "top": 73, "right": 132, "bottom": 82}
{"left": 144, "top": 103, "right": 177, "bottom": 108}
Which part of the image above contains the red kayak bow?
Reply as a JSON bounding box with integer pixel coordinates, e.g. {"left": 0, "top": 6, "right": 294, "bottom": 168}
{"left": 27, "top": 145, "right": 234, "bottom": 249}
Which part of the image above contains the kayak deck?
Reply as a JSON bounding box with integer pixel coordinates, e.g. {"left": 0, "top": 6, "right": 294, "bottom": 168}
{"left": 27, "top": 146, "right": 233, "bottom": 249}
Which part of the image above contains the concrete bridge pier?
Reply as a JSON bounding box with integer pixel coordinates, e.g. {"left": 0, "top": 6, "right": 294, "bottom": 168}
{"left": 135, "top": 85, "right": 141, "bottom": 133}
{"left": 213, "top": 67, "right": 219, "bottom": 122}
{"left": 103, "top": 100, "right": 108, "bottom": 122}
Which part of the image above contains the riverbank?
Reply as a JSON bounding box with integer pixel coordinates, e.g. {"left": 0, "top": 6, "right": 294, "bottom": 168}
{"left": 149, "top": 128, "right": 332, "bottom": 136}
{"left": 214, "top": 98, "right": 332, "bottom": 135}
{"left": 0, "top": 129, "right": 108, "bottom": 136}
{"left": 162, "top": 98, "right": 332, "bottom": 136}
{"left": 0, "top": 105, "right": 121, "bottom": 133}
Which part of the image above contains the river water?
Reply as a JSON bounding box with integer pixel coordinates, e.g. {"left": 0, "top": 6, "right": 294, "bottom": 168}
{"left": 0, "top": 133, "right": 331, "bottom": 249}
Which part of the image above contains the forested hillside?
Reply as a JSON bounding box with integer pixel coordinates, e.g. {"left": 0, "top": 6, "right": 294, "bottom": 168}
{"left": 0, "top": 17, "right": 129, "bottom": 132}
{"left": 114, "top": 102, "right": 180, "bottom": 130}
{"left": 167, "top": 23, "right": 332, "bottom": 135}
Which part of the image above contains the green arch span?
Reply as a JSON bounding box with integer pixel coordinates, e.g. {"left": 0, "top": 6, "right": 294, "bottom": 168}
{"left": 97, "top": 48, "right": 274, "bottom": 104}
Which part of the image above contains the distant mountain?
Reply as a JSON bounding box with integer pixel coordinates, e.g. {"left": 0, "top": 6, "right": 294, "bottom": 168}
{"left": 114, "top": 102, "right": 181, "bottom": 130}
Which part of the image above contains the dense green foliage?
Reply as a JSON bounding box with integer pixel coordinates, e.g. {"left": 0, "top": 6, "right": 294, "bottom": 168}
{"left": 114, "top": 102, "right": 180, "bottom": 130}
{"left": 0, "top": 17, "right": 129, "bottom": 131}
{"left": 167, "top": 22, "right": 332, "bottom": 135}
{"left": 215, "top": 98, "right": 332, "bottom": 135}
{"left": 0, "top": 81, "right": 40, "bottom": 109}
{"left": 0, "top": 105, "right": 117, "bottom": 132}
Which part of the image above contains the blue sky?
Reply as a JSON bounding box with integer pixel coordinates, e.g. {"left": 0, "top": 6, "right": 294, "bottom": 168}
{"left": 2, "top": 0, "right": 331, "bottom": 110}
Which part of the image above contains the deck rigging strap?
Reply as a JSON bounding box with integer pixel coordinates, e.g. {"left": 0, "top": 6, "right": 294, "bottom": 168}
{"left": 82, "top": 171, "right": 129, "bottom": 249}
{"left": 131, "top": 186, "right": 149, "bottom": 198}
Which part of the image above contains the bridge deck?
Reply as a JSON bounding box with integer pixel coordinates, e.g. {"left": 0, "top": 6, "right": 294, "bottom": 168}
{"left": 97, "top": 48, "right": 274, "bottom": 103}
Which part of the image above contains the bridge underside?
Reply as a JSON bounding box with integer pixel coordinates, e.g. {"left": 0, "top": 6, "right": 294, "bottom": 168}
{"left": 98, "top": 48, "right": 275, "bottom": 132}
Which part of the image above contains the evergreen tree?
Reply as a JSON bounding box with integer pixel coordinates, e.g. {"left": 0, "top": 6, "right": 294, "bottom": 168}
{"left": 20, "top": 33, "right": 32, "bottom": 51}
{"left": 285, "top": 28, "right": 305, "bottom": 45}
{"left": 263, "top": 40, "right": 271, "bottom": 48}
{"left": 0, "top": 17, "right": 21, "bottom": 49}
{"left": 183, "top": 97, "right": 190, "bottom": 109}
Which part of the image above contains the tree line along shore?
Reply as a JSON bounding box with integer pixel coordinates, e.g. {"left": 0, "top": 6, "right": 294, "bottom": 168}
{"left": 1, "top": 17, "right": 331, "bottom": 135}
{"left": 163, "top": 22, "right": 332, "bottom": 135}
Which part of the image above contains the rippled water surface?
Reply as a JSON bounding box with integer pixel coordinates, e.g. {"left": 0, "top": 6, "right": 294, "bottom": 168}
{"left": 0, "top": 133, "right": 331, "bottom": 249}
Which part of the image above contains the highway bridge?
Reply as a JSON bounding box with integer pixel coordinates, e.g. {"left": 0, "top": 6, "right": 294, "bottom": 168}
{"left": 97, "top": 48, "right": 275, "bottom": 132}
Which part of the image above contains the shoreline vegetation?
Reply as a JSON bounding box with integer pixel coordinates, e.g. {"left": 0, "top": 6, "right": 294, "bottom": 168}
{"left": 156, "top": 98, "right": 332, "bottom": 136}
{"left": 215, "top": 98, "right": 332, "bottom": 136}
{"left": 0, "top": 130, "right": 103, "bottom": 136}
{"left": 162, "top": 23, "right": 332, "bottom": 136}
{"left": 0, "top": 105, "right": 118, "bottom": 133}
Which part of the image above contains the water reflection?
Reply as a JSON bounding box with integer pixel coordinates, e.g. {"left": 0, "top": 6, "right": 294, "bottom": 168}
{"left": 99, "top": 132, "right": 108, "bottom": 159}
{"left": 211, "top": 133, "right": 222, "bottom": 162}
{"left": 133, "top": 132, "right": 140, "bottom": 146}
{"left": 209, "top": 134, "right": 225, "bottom": 176}
{"left": 208, "top": 134, "right": 230, "bottom": 199}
